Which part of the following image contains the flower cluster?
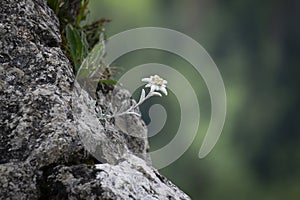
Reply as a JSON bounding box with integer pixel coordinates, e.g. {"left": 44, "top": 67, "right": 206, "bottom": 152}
{"left": 100, "top": 75, "right": 168, "bottom": 118}
{"left": 142, "top": 75, "right": 168, "bottom": 96}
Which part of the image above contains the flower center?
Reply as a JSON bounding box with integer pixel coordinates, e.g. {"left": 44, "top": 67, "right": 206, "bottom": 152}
{"left": 153, "top": 76, "right": 164, "bottom": 86}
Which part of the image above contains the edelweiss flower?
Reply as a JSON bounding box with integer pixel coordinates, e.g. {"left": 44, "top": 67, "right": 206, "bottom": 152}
{"left": 142, "top": 75, "right": 168, "bottom": 95}
{"left": 97, "top": 74, "right": 168, "bottom": 118}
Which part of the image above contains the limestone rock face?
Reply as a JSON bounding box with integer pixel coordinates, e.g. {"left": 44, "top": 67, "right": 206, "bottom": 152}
{"left": 0, "top": 0, "right": 191, "bottom": 199}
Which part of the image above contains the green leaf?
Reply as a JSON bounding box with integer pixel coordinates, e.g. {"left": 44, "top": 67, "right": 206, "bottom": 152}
{"left": 66, "top": 24, "right": 80, "bottom": 65}
{"left": 66, "top": 24, "right": 89, "bottom": 74}
{"left": 89, "top": 41, "right": 104, "bottom": 67}
{"left": 76, "top": 68, "right": 92, "bottom": 80}
{"left": 76, "top": 0, "right": 90, "bottom": 26}
{"left": 47, "top": 0, "right": 61, "bottom": 15}
{"left": 81, "top": 31, "right": 89, "bottom": 58}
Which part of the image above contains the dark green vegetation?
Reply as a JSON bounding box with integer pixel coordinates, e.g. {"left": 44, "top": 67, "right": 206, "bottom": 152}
{"left": 47, "top": 0, "right": 110, "bottom": 74}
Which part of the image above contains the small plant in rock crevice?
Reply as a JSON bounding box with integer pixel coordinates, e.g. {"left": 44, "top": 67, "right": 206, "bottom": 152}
{"left": 47, "top": 0, "right": 111, "bottom": 75}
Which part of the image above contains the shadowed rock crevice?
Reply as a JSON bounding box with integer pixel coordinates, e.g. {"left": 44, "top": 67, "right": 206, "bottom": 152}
{"left": 0, "top": 0, "right": 191, "bottom": 199}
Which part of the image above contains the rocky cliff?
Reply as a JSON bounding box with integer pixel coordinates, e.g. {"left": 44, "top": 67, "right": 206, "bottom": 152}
{"left": 0, "top": 0, "right": 191, "bottom": 199}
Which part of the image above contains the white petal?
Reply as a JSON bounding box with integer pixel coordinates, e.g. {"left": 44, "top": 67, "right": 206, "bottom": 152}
{"left": 142, "top": 78, "right": 151, "bottom": 82}
{"left": 145, "top": 83, "right": 151, "bottom": 88}
{"left": 151, "top": 92, "right": 162, "bottom": 97}
{"left": 160, "top": 87, "right": 168, "bottom": 95}
{"left": 140, "top": 89, "right": 145, "bottom": 101}
{"left": 150, "top": 85, "right": 156, "bottom": 92}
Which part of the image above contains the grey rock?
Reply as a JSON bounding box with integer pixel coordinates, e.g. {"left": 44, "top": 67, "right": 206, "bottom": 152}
{"left": 73, "top": 83, "right": 151, "bottom": 165}
{"left": 95, "top": 86, "right": 151, "bottom": 164}
{"left": 0, "top": 0, "right": 191, "bottom": 199}
{"left": 95, "top": 154, "right": 191, "bottom": 200}
{"left": 45, "top": 154, "right": 190, "bottom": 200}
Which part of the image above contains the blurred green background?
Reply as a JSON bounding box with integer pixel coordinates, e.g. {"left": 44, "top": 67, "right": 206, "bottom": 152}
{"left": 87, "top": 0, "right": 300, "bottom": 199}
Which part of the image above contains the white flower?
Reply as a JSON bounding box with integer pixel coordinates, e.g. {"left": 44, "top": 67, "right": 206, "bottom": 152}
{"left": 142, "top": 75, "right": 168, "bottom": 95}
{"left": 99, "top": 75, "right": 168, "bottom": 118}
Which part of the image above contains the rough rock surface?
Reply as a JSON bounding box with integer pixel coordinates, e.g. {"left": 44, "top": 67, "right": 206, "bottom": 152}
{"left": 0, "top": 0, "right": 191, "bottom": 199}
